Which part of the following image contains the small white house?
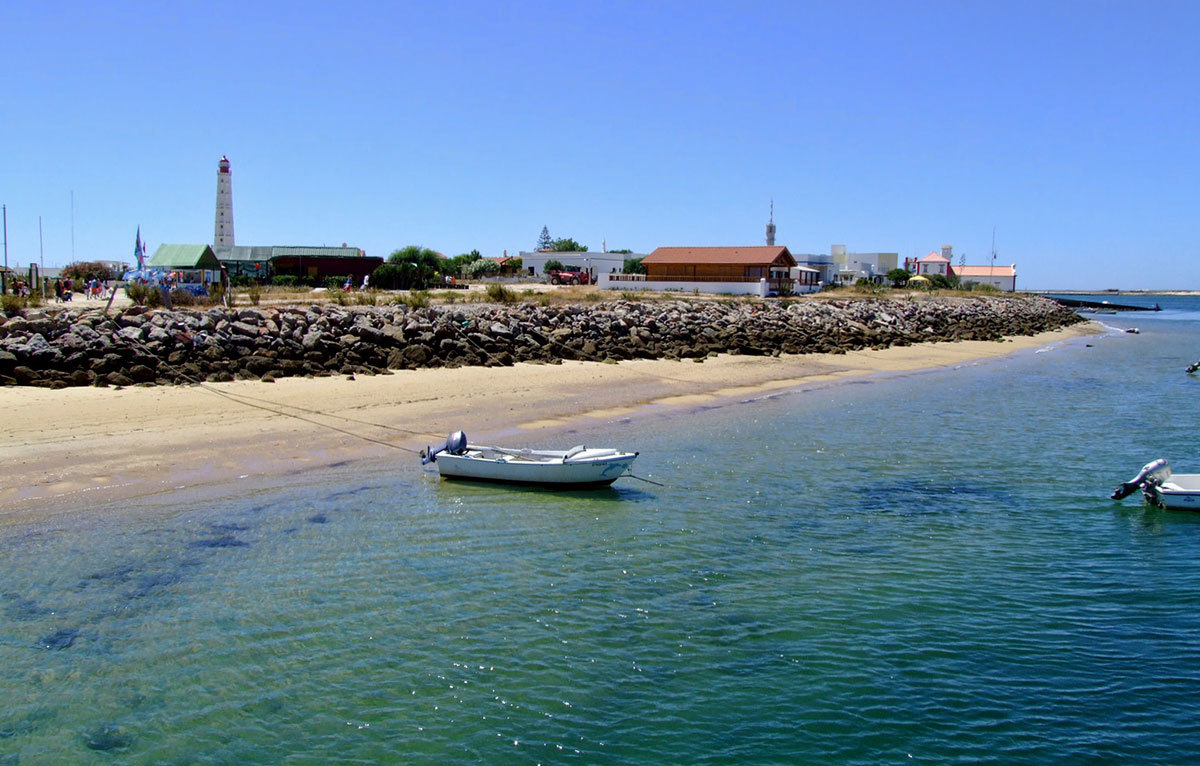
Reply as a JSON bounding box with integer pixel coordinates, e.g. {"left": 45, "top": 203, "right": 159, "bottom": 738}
{"left": 517, "top": 250, "right": 643, "bottom": 279}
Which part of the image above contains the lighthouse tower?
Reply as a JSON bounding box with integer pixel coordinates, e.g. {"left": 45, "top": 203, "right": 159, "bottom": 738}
{"left": 765, "top": 200, "right": 776, "bottom": 246}
{"left": 215, "top": 155, "right": 234, "bottom": 248}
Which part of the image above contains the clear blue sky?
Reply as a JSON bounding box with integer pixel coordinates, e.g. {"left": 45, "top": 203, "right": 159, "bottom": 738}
{"left": 2, "top": 0, "right": 1196, "bottom": 289}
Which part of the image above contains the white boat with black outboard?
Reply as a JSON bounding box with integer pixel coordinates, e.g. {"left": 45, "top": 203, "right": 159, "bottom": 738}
{"left": 421, "top": 431, "right": 638, "bottom": 488}
{"left": 1112, "top": 459, "right": 1200, "bottom": 510}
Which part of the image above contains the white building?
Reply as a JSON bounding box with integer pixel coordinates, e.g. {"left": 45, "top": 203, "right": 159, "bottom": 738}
{"left": 829, "top": 245, "right": 899, "bottom": 284}
{"left": 517, "top": 250, "right": 645, "bottom": 279}
{"left": 953, "top": 264, "right": 1017, "bottom": 292}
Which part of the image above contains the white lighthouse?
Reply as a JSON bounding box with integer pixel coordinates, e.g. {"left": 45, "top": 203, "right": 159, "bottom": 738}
{"left": 215, "top": 155, "right": 234, "bottom": 248}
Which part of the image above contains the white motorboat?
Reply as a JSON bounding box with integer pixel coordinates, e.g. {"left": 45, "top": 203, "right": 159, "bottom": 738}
{"left": 1112, "top": 459, "right": 1200, "bottom": 510}
{"left": 421, "top": 431, "right": 638, "bottom": 488}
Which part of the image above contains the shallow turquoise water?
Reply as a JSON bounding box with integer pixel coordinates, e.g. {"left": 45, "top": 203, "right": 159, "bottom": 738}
{"left": 5, "top": 300, "right": 1200, "bottom": 763}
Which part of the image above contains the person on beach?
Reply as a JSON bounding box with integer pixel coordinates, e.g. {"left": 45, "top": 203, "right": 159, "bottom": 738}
{"left": 361, "top": 273, "right": 370, "bottom": 290}
{"left": 54, "top": 279, "right": 63, "bottom": 303}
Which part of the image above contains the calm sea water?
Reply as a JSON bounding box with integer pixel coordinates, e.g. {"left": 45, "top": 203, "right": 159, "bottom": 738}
{"left": 4, "top": 296, "right": 1200, "bottom": 764}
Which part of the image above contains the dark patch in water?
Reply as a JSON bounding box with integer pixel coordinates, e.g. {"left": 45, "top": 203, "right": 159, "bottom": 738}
{"left": 78, "top": 564, "right": 138, "bottom": 591}
{"left": 38, "top": 628, "right": 79, "bottom": 650}
{"left": 125, "top": 571, "right": 184, "bottom": 599}
{"left": 189, "top": 535, "right": 248, "bottom": 549}
{"left": 281, "top": 527, "right": 299, "bottom": 535}
{"left": 307, "top": 514, "right": 328, "bottom": 524}
{"left": 83, "top": 724, "right": 133, "bottom": 752}
{"left": 206, "top": 522, "right": 250, "bottom": 533}
{"left": 320, "top": 484, "right": 378, "bottom": 501}
{"left": 2, "top": 591, "right": 47, "bottom": 620}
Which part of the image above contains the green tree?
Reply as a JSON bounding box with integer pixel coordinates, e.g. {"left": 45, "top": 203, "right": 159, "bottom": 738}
{"left": 543, "top": 259, "right": 565, "bottom": 273}
{"left": 443, "top": 249, "right": 483, "bottom": 277}
{"left": 62, "top": 260, "right": 118, "bottom": 281}
{"left": 886, "top": 268, "right": 910, "bottom": 287}
{"left": 465, "top": 259, "right": 500, "bottom": 278}
{"left": 609, "top": 248, "right": 633, "bottom": 254}
{"left": 623, "top": 257, "right": 646, "bottom": 274}
{"left": 537, "top": 227, "right": 554, "bottom": 251}
{"left": 552, "top": 238, "right": 587, "bottom": 252}
{"left": 383, "top": 245, "right": 443, "bottom": 289}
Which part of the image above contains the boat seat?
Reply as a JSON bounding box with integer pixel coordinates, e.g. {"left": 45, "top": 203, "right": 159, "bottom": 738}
{"left": 564, "top": 445, "right": 587, "bottom": 459}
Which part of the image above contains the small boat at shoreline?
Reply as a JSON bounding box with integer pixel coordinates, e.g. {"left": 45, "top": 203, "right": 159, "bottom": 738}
{"left": 421, "top": 431, "right": 639, "bottom": 488}
{"left": 1112, "top": 459, "right": 1200, "bottom": 510}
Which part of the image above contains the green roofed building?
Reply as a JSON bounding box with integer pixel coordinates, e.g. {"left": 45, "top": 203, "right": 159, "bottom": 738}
{"left": 212, "top": 246, "right": 274, "bottom": 280}
{"left": 210, "top": 245, "right": 382, "bottom": 283}
{"left": 146, "top": 244, "right": 224, "bottom": 287}
{"left": 148, "top": 244, "right": 222, "bottom": 270}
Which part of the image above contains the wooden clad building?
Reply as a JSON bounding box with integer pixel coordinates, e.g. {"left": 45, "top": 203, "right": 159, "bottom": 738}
{"left": 642, "top": 246, "right": 798, "bottom": 285}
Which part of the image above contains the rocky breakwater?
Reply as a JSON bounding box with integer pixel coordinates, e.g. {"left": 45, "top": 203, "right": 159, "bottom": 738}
{"left": 0, "top": 296, "right": 1084, "bottom": 389}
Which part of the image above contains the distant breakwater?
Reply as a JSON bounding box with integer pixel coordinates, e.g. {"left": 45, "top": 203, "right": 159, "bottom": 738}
{"left": 0, "top": 296, "right": 1085, "bottom": 389}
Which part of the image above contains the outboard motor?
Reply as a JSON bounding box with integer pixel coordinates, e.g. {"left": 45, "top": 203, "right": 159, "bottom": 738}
{"left": 1111, "top": 458, "right": 1171, "bottom": 500}
{"left": 1187, "top": 361, "right": 1200, "bottom": 374}
{"left": 421, "top": 431, "right": 469, "bottom": 465}
{"left": 446, "top": 430, "right": 468, "bottom": 455}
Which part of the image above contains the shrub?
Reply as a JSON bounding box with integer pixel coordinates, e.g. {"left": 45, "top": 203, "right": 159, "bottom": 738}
{"left": 169, "top": 288, "right": 197, "bottom": 306}
{"left": 271, "top": 275, "right": 299, "bottom": 287}
{"left": 231, "top": 275, "right": 254, "bottom": 287}
{"left": 396, "top": 290, "right": 430, "bottom": 309}
{"left": 248, "top": 284, "right": 262, "bottom": 305}
{"left": 543, "top": 259, "right": 564, "bottom": 273}
{"left": 207, "top": 282, "right": 226, "bottom": 306}
{"left": 354, "top": 292, "right": 377, "bottom": 305}
{"left": 963, "top": 280, "right": 1000, "bottom": 294}
{"left": 125, "top": 283, "right": 153, "bottom": 306}
{"left": 485, "top": 283, "right": 518, "bottom": 303}
{"left": 1, "top": 293, "right": 33, "bottom": 315}
{"left": 330, "top": 291, "right": 349, "bottom": 306}
{"left": 325, "top": 276, "right": 348, "bottom": 290}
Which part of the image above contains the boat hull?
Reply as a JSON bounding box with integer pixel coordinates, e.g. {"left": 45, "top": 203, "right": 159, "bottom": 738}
{"left": 1145, "top": 472, "right": 1200, "bottom": 510}
{"left": 434, "top": 452, "right": 638, "bottom": 488}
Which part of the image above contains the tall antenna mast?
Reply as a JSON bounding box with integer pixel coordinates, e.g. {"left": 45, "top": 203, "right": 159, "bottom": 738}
{"left": 70, "top": 190, "right": 76, "bottom": 262}
{"left": 990, "top": 227, "right": 996, "bottom": 279}
{"left": 765, "top": 199, "right": 777, "bottom": 246}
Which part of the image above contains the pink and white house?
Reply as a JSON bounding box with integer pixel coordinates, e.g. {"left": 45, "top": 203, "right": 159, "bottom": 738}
{"left": 904, "top": 245, "right": 1017, "bottom": 291}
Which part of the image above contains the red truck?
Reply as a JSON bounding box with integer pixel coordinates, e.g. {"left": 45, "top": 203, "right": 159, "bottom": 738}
{"left": 546, "top": 268, "right": 592, "bottom": 285}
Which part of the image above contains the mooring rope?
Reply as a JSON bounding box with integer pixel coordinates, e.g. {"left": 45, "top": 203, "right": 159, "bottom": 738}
{"left": 119, "top": 330, "right": 424, "bottom": 454}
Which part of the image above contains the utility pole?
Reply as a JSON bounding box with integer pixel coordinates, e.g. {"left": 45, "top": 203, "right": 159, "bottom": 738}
{"left": 2, "top": 204, "right": 7, "bottom": 295}
{"left": 39, "top": 215, "right": 45, "bottom": 299}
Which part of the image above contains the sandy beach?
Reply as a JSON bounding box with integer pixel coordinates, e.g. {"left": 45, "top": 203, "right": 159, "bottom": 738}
{"left": 0, "top": 322, "right": 1099, "bottom": 521}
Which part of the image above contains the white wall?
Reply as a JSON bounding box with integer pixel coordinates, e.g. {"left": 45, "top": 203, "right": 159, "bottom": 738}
{"left": 518, "top": 251, "right": 642, "bottom": 277}
{"left": 599, "top": 274, "right": 817, "bottom": 296}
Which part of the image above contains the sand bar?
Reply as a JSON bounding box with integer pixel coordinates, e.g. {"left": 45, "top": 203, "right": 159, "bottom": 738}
{"left": 0, "top": 323, "right": 1099, "bottom": 522}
